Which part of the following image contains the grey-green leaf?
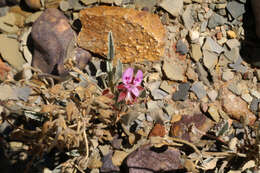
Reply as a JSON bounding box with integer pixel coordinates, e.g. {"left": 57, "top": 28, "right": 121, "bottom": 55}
{"left": 114, "top": 58, "right": 122, "bottom": 83}
{"left": 107, "top": 31, "right": 114, "bottom": 60}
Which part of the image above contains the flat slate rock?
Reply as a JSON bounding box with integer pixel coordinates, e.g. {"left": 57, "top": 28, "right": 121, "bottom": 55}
{"left": 190, "top": 82, "right": 206, "bottom": 99}
{"left": 203, "top": 37, "right": 223, "bottom": 54}
{"left": 78, "top": 6, "right": 166, "bottom": 63}
{"left": 182, "top": 5, "right": 194, "bottom": 30}
{"left": 176, "top": 40, "right": 188, "bottom": 55}
{"left": 172, "top": 82, "right": 190, "bottom": 101}
{"left": 226, "top": 1, "right": 245, "bottom": 19}
{"left": 159, "top": 0, "right": 183, "bottom": 17}
{"left": 125, "top": 145, "right": 183, "bottom": 173}
{"left": 208, "top": 12, "right": 227, "bottom": 29}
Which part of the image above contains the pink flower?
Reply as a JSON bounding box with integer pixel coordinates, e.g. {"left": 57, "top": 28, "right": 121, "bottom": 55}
{"left": 117, "top": 68, "right": 143, "bottom": 103}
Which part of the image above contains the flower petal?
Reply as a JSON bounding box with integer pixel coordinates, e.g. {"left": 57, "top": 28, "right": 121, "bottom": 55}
{"left": 133, "top": 70, "right": 143, "bottom": 86}
{"left": 131, "top": 87, "right": 139, "bottom": 97}
{"left": 122, "top": 68, "right": 133, "bottom": 85}
{"left": 117, "top": 91, "right": 126, "bottom": 102}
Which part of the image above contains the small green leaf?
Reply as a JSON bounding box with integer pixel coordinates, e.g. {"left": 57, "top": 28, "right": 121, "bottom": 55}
{"left": 114, "top": 58, "right": 122, "bottom": 83}
{"left": 107, "top": 31, "right": 114, "bottom": 60}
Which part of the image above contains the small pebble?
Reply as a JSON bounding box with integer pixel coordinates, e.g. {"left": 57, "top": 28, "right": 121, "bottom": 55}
{"left": 222, "top": 70, "right": 234, "bottom": 81}
{"left": 250, "top": 98, "right": 259, "bottom": 114}
{"left": 190, "top": 82, "right": 207, "bottom": 99}
{"left": 207, "top": 90, "right": 218, "bottom": 101}
{"left": 227, "top": 30, "right": 236, "bottom": 39}
{"left": 172, "top": 82, "right": 191, "bottom": 101}
{"left": 189, "top": 30, "right": 200, "bottom": 43}
{"left": 176, "top": 40, "right": 188, "bottom": 55}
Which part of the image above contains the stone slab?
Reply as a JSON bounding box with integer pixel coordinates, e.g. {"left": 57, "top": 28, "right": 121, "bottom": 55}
{"left": 78, "top": 6, "right": 166, "bottom": 63}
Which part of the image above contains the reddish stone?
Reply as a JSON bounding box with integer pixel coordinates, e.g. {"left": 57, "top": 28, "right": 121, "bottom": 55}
{"left": 31, "top": 8, "right": 91, "bottom": 76}
{"left": 148, "top": 123, "right": 166, "bottom": 138}
{"left": 220, "top": 87, "right": 256, "bottom": 125}
{"left": 78, "top": 6, "right": 166, "bottom": 63}
{"left": 126, "top": 145, "right": 183, "bottom": 173}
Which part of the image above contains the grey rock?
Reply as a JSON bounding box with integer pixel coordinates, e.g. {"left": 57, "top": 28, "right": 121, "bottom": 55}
{"left": 147, "top": 100, "right": 160, "bottom": 110}
{"left": 224, "top": 47, "right": 239, "bottom": 63}
{"left": 176, "top": 40, "right": 188, "bottom": 55}
{"left": 190, "top": 82, "right": 207, "bottom": 99}
{"left": 151, "top": 88, "right": 169, "bottom": 100}
{"left": 0, "top": 7, "right": 8, "bottom": 17}
{"left": 196, "top": 62, "right": 210, "bottom": 86}
{"left": 163, "top": 105, "right": 175, "bottom": 116}
{"left": 218, "top": 54, "right": 230, "bottom": 67}
{"left": 182, "top": 5, "right": 194, "bottom": 30}
{"left": 203, "top": 50, "right": 218, "bottom": 70}
{"left": 101, "top": 152, "right": 120, "bottom": 172}
{"left": 205, "top": 9, "right": 213, "bottom": 19}
{"left": 172, "top": 82, "right": 190, "bottom": 101}
{"left": 163, "top": 60, "right": 185, "bottom": 81}
{"left": 200, "top": 21, "right": 208, "bottom": 32}
{"left": 159, "top": 0, "right": 183, "bottom": 17}
{"left": 209, "top": 3, "right": 216, "bottom": 10}
{"left": 222, "top": 70, "right": 234, "bottom": 81}
{"left": 147, "top": 81, "right": 161, "bottom": 92}
{"left": 180, "top": 29, "right": 188, "bottom": 38}
{"left": 160, "top": 81, "right": 172, "bottom": 94}
{"left": 226, "top": 39, "right": 240, "bottom": 49}
{"left": 217, "top": 9, "right": 227, "bottom": 16}
{"left": 15, "top": 87, "right": 31, "bottom": 102}
{"left": 250, "top": 97, "right": 259, "bottom": 114}
{"left": 226, "top": 1, "right": 245, "bottom": 19}
{"left": 198, "top": 13, "right": 204, "bottom": 21}
{"left": 208, "top": 12, "right": 227, "bottom": 29}
{"left": 203, "top": 37, "right": 223, "bottom": 54}
{"left": 191, "top": 44, "right": 202, "bottom": 61}
{"left": 167, "top": 25, "right": 178, "bottom": 33}
{"left": 228, "top": 56, "right": 247, "bottom": 73}
{"left": 228, "top": 82, "right": 241, "bottom": 95}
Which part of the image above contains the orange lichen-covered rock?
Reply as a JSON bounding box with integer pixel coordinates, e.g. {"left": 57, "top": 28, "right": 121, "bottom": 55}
{"left": 77, "top": 6, "right": 166, "bottom": 63}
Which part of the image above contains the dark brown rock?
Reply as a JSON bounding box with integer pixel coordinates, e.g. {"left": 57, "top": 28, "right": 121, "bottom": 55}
{"left": 31, "top": 8, "right": 91, "bottom": 77}
{"left": 170, "top": 113, "right": 213, "bottom": 143}
{"left": 126, "top": 145, "right": 183, "bottom": 173}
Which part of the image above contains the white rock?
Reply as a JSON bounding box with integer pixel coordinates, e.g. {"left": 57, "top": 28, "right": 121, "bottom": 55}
{"left": 250, "top": 89, "right": 260, "bottom": 99}
{"left": 222, "top": 70, "right": 234, "bottom": 81}
{"left": 189, "top": 30, "right": 200, "bottom": 43}
{"left": 207, "top": 90, "right": 218, "bottom": 101}
{"left": 241, "top": 93, "right": 253, "bottom": 103}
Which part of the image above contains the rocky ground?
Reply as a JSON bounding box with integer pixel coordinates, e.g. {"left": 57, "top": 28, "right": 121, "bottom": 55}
{"left": 0, "top": 0, "right": 259, "bottom": 172}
